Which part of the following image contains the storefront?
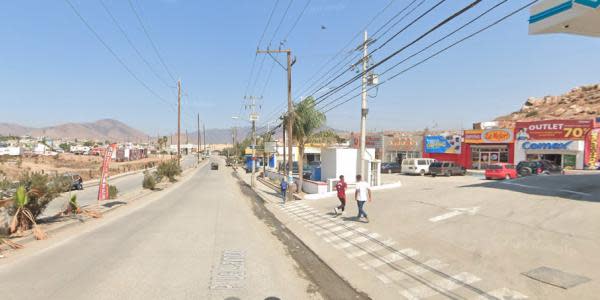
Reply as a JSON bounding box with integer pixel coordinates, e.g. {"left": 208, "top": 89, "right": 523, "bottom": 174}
{"left": 350, "top": 132, "right": 422, "bottom": 163}
{"left": 514, "top": 119, "right": 594, "bottom": 169}
{"left": 463, "top": 128, "right": 514, "bottom": 169}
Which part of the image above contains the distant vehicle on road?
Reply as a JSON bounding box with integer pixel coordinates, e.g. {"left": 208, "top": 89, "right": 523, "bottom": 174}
{"left": 211, "top": 162, "right": 219, "bottom": 170}
{"left": 485, "top": 163, "right": 517, "bottom": 180}
{"left": 381, "top": 162, "right": 401, "bottom": 174}
{"left": 63, "top": 173, "right": 83, "bottom": 190}
{"left": 429, "top": 161, "right": 466, "bottom": 177}
{"left": 401, "top": 158, "right": 436, "bottom": 176}
{"left": 516, "top": 160, "right": 563, "bottom": 176}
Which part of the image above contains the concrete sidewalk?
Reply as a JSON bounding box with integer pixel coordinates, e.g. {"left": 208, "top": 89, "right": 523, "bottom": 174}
{"left": 240, "top": 169, "right": 600, "bottom": 299}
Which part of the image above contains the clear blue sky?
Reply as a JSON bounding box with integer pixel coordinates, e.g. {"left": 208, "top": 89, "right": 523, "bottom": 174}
{"left": 1, "top": 0, "right": 599, "bottom": 135}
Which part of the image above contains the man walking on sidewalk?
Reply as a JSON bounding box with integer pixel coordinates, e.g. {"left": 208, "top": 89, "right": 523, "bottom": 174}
{"left": 355, "top": 174, "right": 372, "bottom": 223}
{"left": 333, "top": 175, "right": 347, "bottom": 216}
{"left": 280, "top": 178, "right": 288, "bottom": 204}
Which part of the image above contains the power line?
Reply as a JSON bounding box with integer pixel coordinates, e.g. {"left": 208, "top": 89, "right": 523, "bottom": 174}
{"left": 267, "top": 0, "right": 294, "bottom": 48}
{"left": 281, "top": 0, "right": 313, "bottom": 44}
{"left": 321, "top": 1, "right": 538, "bottom": 114}
{"left": 127, "top": 0, "right": 176, "bottom": 82}
{"left": 64, "top": 0, "right": 175, "bottom": 112}
{"left": 98, "top": 0, "right": 174, "bottom": 90}
{"left": 313, "top": 0, "right": 482, "bottom": 108}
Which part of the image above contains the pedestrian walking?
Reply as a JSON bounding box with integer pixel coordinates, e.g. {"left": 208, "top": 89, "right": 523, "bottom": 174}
{"left": 354, "top": 174, "right": 372, "bottom": 222}
{"left": 333, "top": 175, "right": 347, "bottom": 216}
{"left": 280, "top": 178, "right": 288, "bottom": 204}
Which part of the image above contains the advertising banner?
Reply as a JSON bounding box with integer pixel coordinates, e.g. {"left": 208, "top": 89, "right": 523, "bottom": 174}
{"left": 589, "top": 129, "right": 599, "bottom": 169}
{"left": 464, "top": 129, "right": 514, "bottom": 144}
{"left": 515, "top": 120, "right": 592, "bottom": 141}
{"left": 97, "top": 143, "right": 117, "bottom": 201}
{"left": 424, "top": 135, "right": 461, "bottom": 154}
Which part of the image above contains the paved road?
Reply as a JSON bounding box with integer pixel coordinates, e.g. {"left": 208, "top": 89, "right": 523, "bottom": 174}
{"left": 0, "top": 157, "right": 319, "bottom": 300}
{"left": 257, "top": 173, "right": 600, "bottom": 299}
{"left": 41, "top": 155, "right": 198, "bottom": 218}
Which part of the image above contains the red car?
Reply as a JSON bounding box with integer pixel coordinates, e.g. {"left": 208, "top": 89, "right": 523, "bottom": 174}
{"left": 485, "top": 163, "right": 517, "bottom": 180}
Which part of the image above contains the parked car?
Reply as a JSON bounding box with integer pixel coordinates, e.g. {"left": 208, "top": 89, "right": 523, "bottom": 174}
{"left": 211, "top": 162, "right": 219, "bottom": 170}
{"left": 429, "top": 161, "right": 466, "bottom": 177}
{"left": 485, "top": 163, "right": 517, "bottom": 180}
{"left": 381, "top": 162, "right": 402, "bottom": 174}
{"left": 516, "top": 160, "right": 563, "bottom": 176}
{"left": 401, "top": 158, "right": 436, "bottom": 176}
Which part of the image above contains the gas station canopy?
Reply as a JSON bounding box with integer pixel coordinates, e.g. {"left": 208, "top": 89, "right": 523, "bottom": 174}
{"left": 529, "top": 0, "right": 600, "bottom": 37}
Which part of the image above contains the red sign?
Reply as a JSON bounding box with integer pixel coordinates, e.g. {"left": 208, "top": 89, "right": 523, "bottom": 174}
{"left": 515, "top": 120, "right": 593, "bottom": 141}
{"left": 97, "top": 144, "right": 117, "bottom": 201}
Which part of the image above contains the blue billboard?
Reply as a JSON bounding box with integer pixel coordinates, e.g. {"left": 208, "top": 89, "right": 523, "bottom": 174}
{"left": 424, "top": 135, "right": 462, "bottom": 154}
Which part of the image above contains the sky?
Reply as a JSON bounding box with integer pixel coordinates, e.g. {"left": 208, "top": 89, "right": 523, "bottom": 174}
{"left": 1, "top": 0, "right": 599, "bottom": 135}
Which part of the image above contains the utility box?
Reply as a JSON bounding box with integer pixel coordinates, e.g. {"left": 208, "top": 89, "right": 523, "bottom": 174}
{"left": 367, "top": 73, "right": 379, "bottom": 85}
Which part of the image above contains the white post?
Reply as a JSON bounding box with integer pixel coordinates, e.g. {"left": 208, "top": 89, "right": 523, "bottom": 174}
{"left": 359, "top": 30, "right": 368, "bottom": 178}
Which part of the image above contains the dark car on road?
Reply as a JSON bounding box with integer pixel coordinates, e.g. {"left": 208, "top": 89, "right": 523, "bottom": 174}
{"left": 211, "top": 162, "right": 219, "bottom": 170}
{"left": 381, "top": 162, "right": 402, "bottom": 174}
{"left": 429, "top": 161, "right": 466, "bottom": 177}
{"left": 516, "top": 160, "right": 563, "bottom": 176}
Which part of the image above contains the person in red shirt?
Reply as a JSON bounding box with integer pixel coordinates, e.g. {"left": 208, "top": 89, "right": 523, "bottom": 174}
{"left": 334, "top": 175, "right": 347, "bottom": 216}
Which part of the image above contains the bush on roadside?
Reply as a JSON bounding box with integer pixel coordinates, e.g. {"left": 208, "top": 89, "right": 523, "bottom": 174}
{"left": 16, "top": 173, "right": 61, "bottom": 219}
{"left": 142, "top": 171, "right": 157, "bottom": 190}
{"left": 108, "top": 185, "right": 118, "bottom": 199}
{"left": 156, "top": 159, "right": 182, "bottom": 183}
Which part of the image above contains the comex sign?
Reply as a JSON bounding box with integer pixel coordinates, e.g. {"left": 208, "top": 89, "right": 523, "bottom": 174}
{"left": 522, "top": 141, "right": 573, "bottom": 150}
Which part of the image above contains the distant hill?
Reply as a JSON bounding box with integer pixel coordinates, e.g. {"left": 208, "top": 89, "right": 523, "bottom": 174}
{"left": 496, "top": 83, "right": 600, "bottom": 122}
{"left": 0, "top": 119, "right": 149, "bottom": 142}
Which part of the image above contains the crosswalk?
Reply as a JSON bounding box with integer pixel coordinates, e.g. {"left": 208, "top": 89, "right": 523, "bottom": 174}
{"left": 278, "top": 201, "right": 528, "bottom": 300}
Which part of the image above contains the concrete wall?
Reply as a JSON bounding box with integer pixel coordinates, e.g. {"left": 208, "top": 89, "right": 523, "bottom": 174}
{"left": 264, "top": 170, "right": 328, "bottom": 194}
{"left": 321, "top": 148, "right": 357, "bottom": 184}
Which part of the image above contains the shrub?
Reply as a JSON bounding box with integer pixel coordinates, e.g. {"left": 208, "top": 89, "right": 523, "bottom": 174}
{"left": 108, "top": 185, "right": 118, "bottom": 199}
{"left": 142, "top": 171, "right": 157, "bottom": 190}
{"left": 17, "top": 173, "right": 61, "bottom": 219}
{"left": 525, "top": 110, "right": 539, "bottom": 117}
{"left": 156, "top": 159, "right": 182, "bottom": 182}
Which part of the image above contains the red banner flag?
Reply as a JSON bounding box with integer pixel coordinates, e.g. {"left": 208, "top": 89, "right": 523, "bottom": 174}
{"left": 97, "top": 143, "right": 117, "bottom": 201}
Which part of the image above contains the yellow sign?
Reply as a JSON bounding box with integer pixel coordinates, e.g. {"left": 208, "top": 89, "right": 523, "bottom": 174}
{"left": 464, "top": 129, "right": 514, "bottom": 144}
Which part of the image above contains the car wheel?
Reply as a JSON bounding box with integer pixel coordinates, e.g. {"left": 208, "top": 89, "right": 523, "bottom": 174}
{"left": 445, "top": 172, "right": 451, "bottom": 177}
{"left": 485, "top": 177, "right": 491, "bottom": 180}
{"left": 504, "top": 174, "right": 511, "bottom": 180}
{"left": 420, "top": 170, "right": 425, "bottom": 176}
{"left": 432, "top": 174, "right": 436, "bottom": 177}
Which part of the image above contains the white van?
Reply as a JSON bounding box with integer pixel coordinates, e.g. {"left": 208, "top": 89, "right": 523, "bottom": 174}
{"left": 401, "top": 158, "right": 436, "bottom": 175}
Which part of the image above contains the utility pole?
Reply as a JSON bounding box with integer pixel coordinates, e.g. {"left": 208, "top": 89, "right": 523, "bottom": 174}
{"left": 203, "top": 123, "right": 206, "bottom": 155}
{"left": 245, "top": 95, "right": 261, "bottom": 188}
{"left": 197, "top": 113, "right": 200, "bottom": 163}
{"left": 177, "top": 79, "right": 181, "bottom": 165}
{"left": 359, "top": 31, "right": 368, "bottom": 179}
{"left": 257, "top": 48, "right": 294, "bottom": 199}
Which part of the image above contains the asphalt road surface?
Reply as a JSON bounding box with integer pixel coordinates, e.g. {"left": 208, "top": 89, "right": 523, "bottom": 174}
{"left": 0, "top": 158, "right": 321, "bottom": 300}
{"left": 41, "top": 155, "right": 198, "bottom": 218}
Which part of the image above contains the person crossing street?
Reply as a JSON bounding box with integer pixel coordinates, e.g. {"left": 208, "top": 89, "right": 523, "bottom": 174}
{"left": 354, "top": 174, "right": 372, "bottom": 223}
{"left": 333, "top": 175, "right": 347, "bottom": 216}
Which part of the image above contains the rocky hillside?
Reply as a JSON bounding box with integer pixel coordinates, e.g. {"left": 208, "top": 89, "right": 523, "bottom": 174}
{"left": 496, "top": 83, "right": 600, "bottom": 121}
{"left": 0, "top": 119, "right": 148, "bottom": 142}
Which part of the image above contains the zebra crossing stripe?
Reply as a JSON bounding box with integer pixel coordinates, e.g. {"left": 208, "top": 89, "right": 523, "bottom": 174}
{"left": 474, "top": 288, "right": 528, "bottom": 300}
{"left": 365, "top": 248, "right": 419, "bottom": 269}
{"left": 399, "top": 272, "right": 481, "bottom": 300}
{"left": 350, "top": 232, "right": 381, "bottom": 244}
{"left": 323, "top": 231, "right": 354, "bottom": 243}
{"left": 384, "top": 259, "right": 448, "bottom": 282}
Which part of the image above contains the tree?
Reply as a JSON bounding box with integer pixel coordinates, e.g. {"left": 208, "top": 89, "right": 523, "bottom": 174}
{"left": 83, "top": 141, "right": 94, "bottom": 147}
{"left": 157, "top": 136, "right": 168, "bottom": 151}
{"left": 59, "top": 143, "right": 70, "bottom": 152}
{"left": 292, "top": 97, "right": 326, "bottom": 193}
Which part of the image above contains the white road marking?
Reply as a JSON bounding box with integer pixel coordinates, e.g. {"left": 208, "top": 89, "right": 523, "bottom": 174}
{"left": 429, "top": 210, "right": 464, "bottom": 223}
{"left": 558, "top": 189, "right": 592, "bottom": 196}
{"left": 377, "top": 274, "right": 393, "bottom": 284}
{"left": 385, "top": 259, "right": 449, "bottom": 282}
{"left": 366, "top": 248, "right": 419, "bottom": 268}
{"left": 323, "top": 231, "right": 354, "bottom": 243}
{"left": 429, "top": 207, "right": 479, "bottom": 223}
{"left": 351, "top": 232, "right": 381, "bottom": 244}
{"left": 400, "top": 272, "right": 481, "bottom": 300}
{"left": 333, "top": 242, "right": 353, "bottom": 249}
{"left": 474, "top": 287, "right": 528, "bottom": 300}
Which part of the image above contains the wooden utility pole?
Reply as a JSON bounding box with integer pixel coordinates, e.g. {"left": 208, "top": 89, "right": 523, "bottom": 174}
{"left": 177, "top": 80, "right": 181, "bottom": 165}
{"left": 257, "top": 48, "right": 294, "bottom": 199}
{"left": 197, "top": 113, "right": 201, "bottom": 162}
{"left": 203, "top": 123, "right": 206, "bottom": 154}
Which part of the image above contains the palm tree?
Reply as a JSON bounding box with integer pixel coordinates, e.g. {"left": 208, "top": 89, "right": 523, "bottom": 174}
{"left": 292, "top": 97, "right": 326, "bottom": 193}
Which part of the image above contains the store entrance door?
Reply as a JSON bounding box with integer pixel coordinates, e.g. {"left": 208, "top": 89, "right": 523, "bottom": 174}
{"left": 479, "top": 151, "right": 500, "bottom": 169}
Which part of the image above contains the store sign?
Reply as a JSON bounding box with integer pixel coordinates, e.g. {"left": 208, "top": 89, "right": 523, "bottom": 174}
{"left": 464, "top": 129, "right": 513, "bottom": 143}
{"left": 522, "top": 141, "right": 573, "bottom": 150}
{"left": 515, "top": 120, "right": 592, "bottom": 140}
{"left": 425, "top": 135, "right": 461, "bottom": 154}
{"left": 589, "top": 130, "right": 599, "bottom": 169}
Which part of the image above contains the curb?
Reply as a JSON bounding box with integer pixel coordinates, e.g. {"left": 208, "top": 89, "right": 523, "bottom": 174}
{"left": 1, "top": 159, "right": 208, "bottom": 252}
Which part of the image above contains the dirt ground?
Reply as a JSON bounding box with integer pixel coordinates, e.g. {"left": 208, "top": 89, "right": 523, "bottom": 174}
{"left": 0, "top": 153, "right": 174, "bottom": 182}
